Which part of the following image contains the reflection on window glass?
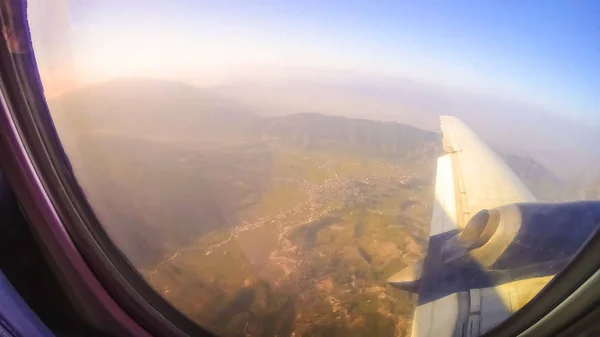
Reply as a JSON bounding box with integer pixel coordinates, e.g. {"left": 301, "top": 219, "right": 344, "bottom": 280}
{"left": 27, "top": 1, "right": 600, "bottom": 336}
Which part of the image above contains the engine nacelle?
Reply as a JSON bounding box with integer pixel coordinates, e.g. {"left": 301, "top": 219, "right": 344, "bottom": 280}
{"left": 442, "top": 201, "right": 600, "bottom": 270}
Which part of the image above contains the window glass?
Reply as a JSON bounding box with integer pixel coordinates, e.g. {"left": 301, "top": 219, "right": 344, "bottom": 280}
{"left": 27, "top": 1, "right": 600, "bottom": 336}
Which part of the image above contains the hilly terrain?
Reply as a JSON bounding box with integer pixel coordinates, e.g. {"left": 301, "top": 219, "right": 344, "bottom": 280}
{"left": 208, "top": 75, "right": 600, "bottom": 179}
{"left": 49, "top": 79, "right": 570, "bottom": 336}
{"left": 501, "top": 154, "right": 580, "bottom": 202}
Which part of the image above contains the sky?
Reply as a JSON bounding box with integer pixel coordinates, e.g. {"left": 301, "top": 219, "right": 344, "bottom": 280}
{"left": 27, "top": 0, "right": 600, "bottom": 122}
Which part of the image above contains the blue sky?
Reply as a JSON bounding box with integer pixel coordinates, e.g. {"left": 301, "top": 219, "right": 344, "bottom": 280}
{"left": 30, "top": 0, "right": 600, "bottom": 121}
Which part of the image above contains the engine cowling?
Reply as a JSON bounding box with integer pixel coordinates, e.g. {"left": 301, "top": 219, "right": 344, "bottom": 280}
{"left": 442, "top": 201, "right": 600, "bottom": 270}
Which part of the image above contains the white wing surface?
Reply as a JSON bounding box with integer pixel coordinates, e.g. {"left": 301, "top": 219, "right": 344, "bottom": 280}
{"left": 391, "top": 116, "right": 551, "bottom": 337}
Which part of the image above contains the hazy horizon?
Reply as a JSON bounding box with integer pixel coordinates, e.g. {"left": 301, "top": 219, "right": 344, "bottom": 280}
{"left": 26, "top": 0, "right": 600, "bottom": 179}
{"left": 29, "top": 1, "right": 599, "bottom": 120}
{"left": 46, "top": 72, "right": 600, "bottom": 179}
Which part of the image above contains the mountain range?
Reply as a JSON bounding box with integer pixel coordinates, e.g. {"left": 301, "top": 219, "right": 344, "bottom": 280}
{"left": 47, "top": 78, "right": 574, "bottom": 267}
{"left": 205, "top": 73, "right": 600, "bottom": 179}
{"left": 50, "top": 78, "right": 569, "bottom": 189}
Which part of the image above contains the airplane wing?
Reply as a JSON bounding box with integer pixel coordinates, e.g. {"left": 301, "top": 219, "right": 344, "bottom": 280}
{"left": 389, "top": 116, "right": 553, "bottom": 337}
{"left": 435, "top": 115, "right": 536, "bottom": 233}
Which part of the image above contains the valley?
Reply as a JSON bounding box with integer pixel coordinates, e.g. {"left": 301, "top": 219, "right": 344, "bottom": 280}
{"left": 48, "top": 79, "right": 577, "bottom": 337}
{"left": 141, "top": 147, "right": 433, "bottom": 337}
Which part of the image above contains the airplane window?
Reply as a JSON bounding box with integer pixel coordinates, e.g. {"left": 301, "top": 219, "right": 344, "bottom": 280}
{"left": 26, "top": 1, "right": 600, "bottom": 336}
